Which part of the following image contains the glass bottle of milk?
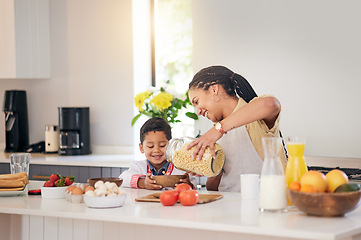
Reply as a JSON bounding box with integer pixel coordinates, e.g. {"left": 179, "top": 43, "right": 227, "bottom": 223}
{"left": 259, "top": 137, "right": 287, "bottom": 212}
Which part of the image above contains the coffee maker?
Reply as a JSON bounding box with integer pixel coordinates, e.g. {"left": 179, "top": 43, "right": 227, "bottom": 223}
{"left": 2, "top": 90, "right": 29, "bottom": 152}
{"left": 58, "top": 107, "right": 91, "bottom": 155}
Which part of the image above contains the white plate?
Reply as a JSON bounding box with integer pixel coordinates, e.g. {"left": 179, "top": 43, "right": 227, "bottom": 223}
{"left": 0, "top": 188, "right": 26, "bottom": 197}
{"left": 84, "top": 194, "right": 126, "bottom": 208}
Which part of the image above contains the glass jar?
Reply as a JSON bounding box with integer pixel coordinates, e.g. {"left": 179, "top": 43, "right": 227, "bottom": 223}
{"left": 165, "top": 137, "right": 225, "bottom": 177}
{"left": 259, "top": 137, "right": 287, "bottom": 212}
{"left": 285, "top": 136, "right": 308, "bottom": 205}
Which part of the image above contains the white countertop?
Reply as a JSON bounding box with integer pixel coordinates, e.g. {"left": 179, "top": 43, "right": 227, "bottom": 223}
{"left": 0, "top": 152, "right": 133, "bottom": 168}
{"left": 0, "top": 185, "right": 360, "bottom": 240}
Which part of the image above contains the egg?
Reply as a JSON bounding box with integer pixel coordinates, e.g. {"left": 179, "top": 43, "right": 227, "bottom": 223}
{"left": 84, "top": 190, "right": 95, "bottom": 197}
{"left": 94, "top": 180, "right": 104, "bottom": 189}
{"left": 85, "top": 186, "right": 95, "bottom": 192}
{"left": 72, "top": 187, "right": 84, "bottom": 195}
{"left": 74, "top": 183, "right": 86, "bottom": 192}
{"left": 95, "top": 188, "right": 107, "bottom": 196}
{"left": 66, "top": 185, "right": 75, "bottom": 193}
{"left": 104, "top": 181, "right": 112, "bottom": 188}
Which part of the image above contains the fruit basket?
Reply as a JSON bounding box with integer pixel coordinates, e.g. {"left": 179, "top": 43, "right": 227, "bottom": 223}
{"left": 288, "top": 189, "right": 361, "bottom": 217}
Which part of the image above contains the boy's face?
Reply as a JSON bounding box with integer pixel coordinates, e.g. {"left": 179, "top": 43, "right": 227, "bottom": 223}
{"left": 139, "top": 131, "right": 169, "bottom": 166}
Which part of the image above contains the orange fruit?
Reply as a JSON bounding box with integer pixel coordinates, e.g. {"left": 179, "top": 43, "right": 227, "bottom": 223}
{"left": 300, "top": 184, "right": 317, "bottom": 193}
{"left": 300, "top": 170, "right": 327, "bottom": 193}
{"left": 289, "top": 181, "right": 301, "bottom": 191}
{"left": 326, "top": 169, "right": 349, "bottom": 192}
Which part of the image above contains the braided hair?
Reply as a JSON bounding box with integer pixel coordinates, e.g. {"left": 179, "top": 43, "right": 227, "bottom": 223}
{"left": 189, "top": 65, "right": 288, "bottom": 159}
{"left": 188, "top": 66, "right": 258, "bottom": 103}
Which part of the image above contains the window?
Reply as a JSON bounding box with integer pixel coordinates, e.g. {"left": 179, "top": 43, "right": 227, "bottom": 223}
{"left": 132, "top": 0, "right": 194, "bottom": 159}
{"left": 152, "top": 0, "right": 193, "bottom": 94}
{"left": 152, "top": 0, "right": 194, "bottom": 137}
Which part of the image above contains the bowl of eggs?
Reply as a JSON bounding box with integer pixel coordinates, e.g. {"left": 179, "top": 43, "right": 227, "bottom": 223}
{"left": 87, "top": 177, "right": 123, "bottom": 188}
{"left": 83, "top": 180, "right": 126, "bottom": 208}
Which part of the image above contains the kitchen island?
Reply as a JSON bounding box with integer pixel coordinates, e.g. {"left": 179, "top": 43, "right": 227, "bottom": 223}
{"left": 0, "top": 187, "right": 360, "bottom": 240}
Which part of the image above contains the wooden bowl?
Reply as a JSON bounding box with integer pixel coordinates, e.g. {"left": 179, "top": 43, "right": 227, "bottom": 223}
{"left": 87, "top": 178, "right": 123, "bottom": 188}
{"left": 288, "top": 189, "right": 361, "bottom": 217}
{"left": 151, "top": 175, "right": 186, "bottom": 188}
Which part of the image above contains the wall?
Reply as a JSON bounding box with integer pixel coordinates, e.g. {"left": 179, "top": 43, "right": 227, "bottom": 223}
{"left": 0, "top": 0, "right": 134, "bottom": 154}
{"left": 192, "top": 0, "right": 361, "bottom": 158}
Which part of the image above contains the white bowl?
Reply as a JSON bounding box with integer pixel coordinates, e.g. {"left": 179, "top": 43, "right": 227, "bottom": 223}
{"left": 83, "top": 194, "right": 126, "bottom": 208}
{"left": 41, "top": 186, "right": 67, "bottom": 199}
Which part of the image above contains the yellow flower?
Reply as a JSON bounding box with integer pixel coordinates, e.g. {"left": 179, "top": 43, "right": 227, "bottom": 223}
{"left": 134, "top": 91, "right": 150, "bottom": 111}
{"left": 149, "top": 92, "right": 173, "bottom": 110}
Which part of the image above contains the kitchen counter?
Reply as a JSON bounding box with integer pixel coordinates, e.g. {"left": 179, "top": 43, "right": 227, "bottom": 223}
{"left": 0, "top": 152, "right": 360, "bottom": 169}
{"left": 0, "top": 152, "right": 133, "bottom": 168}
{"left": 0, "top": 185, "right": 360, "bottom": 240}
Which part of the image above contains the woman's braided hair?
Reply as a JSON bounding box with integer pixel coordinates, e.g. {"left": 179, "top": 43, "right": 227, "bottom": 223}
{"left": 188, "top": 66, "right": 258, "bottom": 103}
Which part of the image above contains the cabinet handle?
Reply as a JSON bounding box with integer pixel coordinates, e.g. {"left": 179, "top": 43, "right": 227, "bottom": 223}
{"left": 32, "top": 175, "right": 50, "bottom": 180}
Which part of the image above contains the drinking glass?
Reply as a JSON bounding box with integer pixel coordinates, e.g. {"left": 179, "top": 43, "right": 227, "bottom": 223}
{"left": 10, "top": 153, "right": 30, "bottom": 176}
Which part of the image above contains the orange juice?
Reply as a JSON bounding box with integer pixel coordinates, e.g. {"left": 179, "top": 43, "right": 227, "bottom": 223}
{"left": 285, "top": 142, "right": 308, "bottom": 205}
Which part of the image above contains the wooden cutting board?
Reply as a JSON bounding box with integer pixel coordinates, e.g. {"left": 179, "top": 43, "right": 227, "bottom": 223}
{"left": 135, "top": 192, "right": 223, "bottom": 204}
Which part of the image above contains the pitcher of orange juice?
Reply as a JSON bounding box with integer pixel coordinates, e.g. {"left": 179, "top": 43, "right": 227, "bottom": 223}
{"left": 285, "top": 137, "right": 308, "bottom": 205}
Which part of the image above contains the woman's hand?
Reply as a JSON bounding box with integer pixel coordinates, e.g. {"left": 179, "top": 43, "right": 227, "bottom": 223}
{"left": 186, "top": 127, "right": 223, "bottom": 160}
{"left": 139, "top": 173, "right": 163, "bottom": 190}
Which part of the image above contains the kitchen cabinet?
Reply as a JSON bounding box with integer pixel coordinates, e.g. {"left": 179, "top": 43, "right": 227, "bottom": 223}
{"left": 0, "top": 0, "right": 50, "bottom": 79}
{"left": 0, "top": 163, "right": 126, "bottom": 183}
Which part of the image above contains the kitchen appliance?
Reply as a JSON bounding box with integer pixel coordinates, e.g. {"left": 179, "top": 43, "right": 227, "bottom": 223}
{"left": 2, "top": 90, "right": 29, "bottom": 152}
{"left": 58, "top": 107, "right": 90, "bottom": 155}
{"left": 45, "top": 125, "right": 59, "bottom": 153}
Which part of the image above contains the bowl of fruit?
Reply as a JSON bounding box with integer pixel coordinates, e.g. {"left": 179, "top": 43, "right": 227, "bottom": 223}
{"left": 288, "top": 169, "right": 361, "bottom": 217}
{"left": 41, "top": 174, "right": 75, "bottom": 199}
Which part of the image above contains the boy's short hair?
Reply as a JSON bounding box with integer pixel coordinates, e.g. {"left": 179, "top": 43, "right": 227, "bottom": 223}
{"left": 140, "top": 117, "right": 172, "bottom": 144}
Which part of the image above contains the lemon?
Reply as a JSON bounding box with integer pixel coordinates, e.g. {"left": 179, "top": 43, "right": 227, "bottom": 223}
{"left": 325, "top": 169, "right": 349, "bottom": 193}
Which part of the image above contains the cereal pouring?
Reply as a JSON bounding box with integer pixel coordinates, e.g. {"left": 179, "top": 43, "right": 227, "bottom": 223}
{"left": 165, "top": 137, "right": 225, "bottom": 177}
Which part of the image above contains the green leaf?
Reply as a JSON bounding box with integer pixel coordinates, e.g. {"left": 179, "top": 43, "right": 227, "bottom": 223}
{"left": 186, "top": 112, "right": 198, "bottom": 120}
{"left": 131, "top": 113, "right": 143, "bottom": 126}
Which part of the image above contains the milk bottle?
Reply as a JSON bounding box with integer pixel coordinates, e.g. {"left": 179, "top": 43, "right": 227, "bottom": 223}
{"left": 259, "top": 137, "right": 287, "bottom": 212}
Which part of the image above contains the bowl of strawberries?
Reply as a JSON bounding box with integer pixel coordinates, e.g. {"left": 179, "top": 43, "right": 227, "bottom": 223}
{"left": 41, "top": 173, "right": 75, "bottom": 199}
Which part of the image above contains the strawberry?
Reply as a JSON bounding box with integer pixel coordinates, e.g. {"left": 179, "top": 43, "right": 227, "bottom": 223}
{"left": 43, "top": 181, "right": 54, "bottom": 187}
{"left": 49, "top": 173, "right": 60, "bottom": 183}
{"left": 64, "top": 175, "right": 75, "bottom": 186}
{"left": 54, "top": 178, "right": 66, "bottom": 187}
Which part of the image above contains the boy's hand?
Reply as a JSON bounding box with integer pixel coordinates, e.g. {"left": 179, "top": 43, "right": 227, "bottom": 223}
{"left": 177, "top": 173, "right": 194, "bottom": 189}
{"left": 144, "top": 173, "right": 163, "bottom": 190}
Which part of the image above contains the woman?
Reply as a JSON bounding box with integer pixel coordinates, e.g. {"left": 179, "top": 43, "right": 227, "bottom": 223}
{"left": 187, "top": 66, "right": 287, "bottom": 192}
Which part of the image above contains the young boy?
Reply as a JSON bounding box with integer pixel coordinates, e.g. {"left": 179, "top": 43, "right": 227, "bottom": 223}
{"left": 120, "top": 117, "right": 196, "bottom": 190}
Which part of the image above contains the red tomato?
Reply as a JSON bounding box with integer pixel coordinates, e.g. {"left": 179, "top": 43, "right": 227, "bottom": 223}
{"left": 175, "top": 183, "right": 192, "bottom": 193}
{"left": 160, "top": 190, "right": 179, "bottom": 206}
{"left": 179, "top": 190, "right": 199, "bottom": 206}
